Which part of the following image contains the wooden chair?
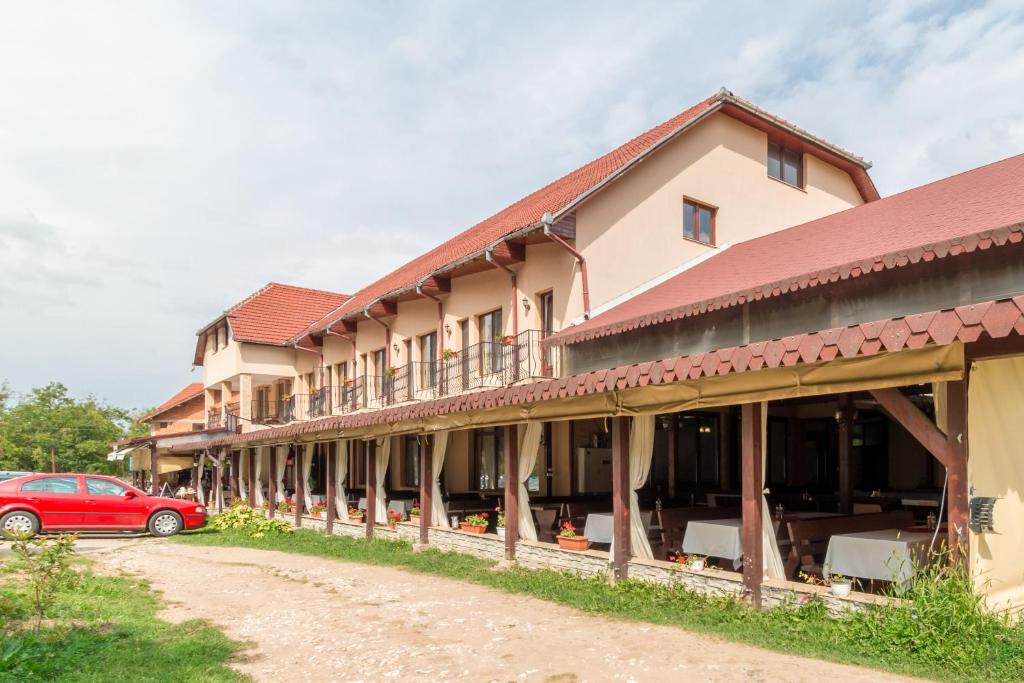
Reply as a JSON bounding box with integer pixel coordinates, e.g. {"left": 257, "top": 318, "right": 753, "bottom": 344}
{"left": 533, "top": 508, "right": 558, "bottom": 543}
{"left": 784, "top": 510, "right": 914, "bottom": 579}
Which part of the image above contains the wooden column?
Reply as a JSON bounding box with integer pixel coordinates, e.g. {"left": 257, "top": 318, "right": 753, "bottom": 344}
{"left": 192, "top": 459, "right": 201, "bottom": 503}
{"left": 326, "top": 441, "right": 336, "bottom": 535}
{"left": 230, "top": 451, "right": 240, "bottom": 501}
{"left": 294, "top": 444, "right": 304, "bottom": 527}
{"left": 215, "top": 448, "right": 225, "bottom": 513}
{"left": 246, "top": 448, "right": 256, "bottom": 509}
{"left": 268, "top": 445, "right": 278, "bottom": 518}
{"left": 419, "top": 437, "right": 432, "bottom": 545}
{"left": 945, "top": 378, "right": 969, "bottom": 565}
{"left": 611, "top": 416, "right": 631, "bottom": 580}
{"left": 365, "top": 440, "right": 376, "bottom": 539}
{"left": 150, "top": 443, "right": 160, "bottom": 496}
{"left": 837, "top": 395, "right": 854, "bottom": 514}
{"left": 741, "top": 403, "right": 764, "bottom": 608}
{"left": 504, "top": 425, "right": 519, "bottom": 560}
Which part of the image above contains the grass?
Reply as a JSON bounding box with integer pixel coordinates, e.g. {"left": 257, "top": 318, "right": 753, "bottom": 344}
{"left": 176, "top": 525, "right": 1024, "bottom": 682}
{"left": 0, "top": 556, "right": 245, "bottom": 682}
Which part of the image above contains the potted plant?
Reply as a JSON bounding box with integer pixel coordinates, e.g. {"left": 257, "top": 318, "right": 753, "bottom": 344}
{"left": 556, "top": 521, "right": 588, "bottom": 551}
{"left": 348, "top": 506, "right": 364, "bottom": 523}
{"left": 441, "top": 349, "right": 458, "bottom": 361}
{"left": 686, "top": 554, "right": 707, "bottom": 572}
{"left": 277, "top": 500, "right": 291, "bottom": 513}
{"left": 460, "top": 512, "right": 488, "bottom": 534}
{"left": 387, "top": 510, "right": 402, "bottom": 529}
{"left": 409, "top": 501, "right": 421, "bottom": 522}
{"left": 495, "top": 334, "right": 514, "bottom": 346}
{"left": 495, "top": 507, "right": 506, "bottom": 541}
{"left": 384, "top": 366, "right": 397, "bottom": 378}
{"left": 828, "top": 574, "right": 853, "bottom": 598}
{"left": 309, "top": 502, "right": 327, "bottom": 519}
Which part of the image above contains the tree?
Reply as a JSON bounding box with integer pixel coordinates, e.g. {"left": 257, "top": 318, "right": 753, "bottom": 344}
{"left": 0, "top": 382, "right": 135, "bottom": 474}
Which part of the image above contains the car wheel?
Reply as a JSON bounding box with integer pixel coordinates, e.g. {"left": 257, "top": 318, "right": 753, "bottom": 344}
{"left": 148, "top": 510, "right": 183, "bottom": 537}
{"left": 1, "top": 510, "right": 40, "bottom": 537}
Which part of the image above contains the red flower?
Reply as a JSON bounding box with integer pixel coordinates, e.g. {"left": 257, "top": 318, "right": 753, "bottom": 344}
{"left": 481, "top": 512, "right": 489, "bottom": 518}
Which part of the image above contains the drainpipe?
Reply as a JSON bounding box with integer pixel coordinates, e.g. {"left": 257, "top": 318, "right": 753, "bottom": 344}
{"left": 485, "top": 247, "right": 518, "bottom": 338}
{"left": 542, "top": 212, "right": 591, "bottom": 319}
{"left": 364, "top": 305, "right": 392, "bottom": 367}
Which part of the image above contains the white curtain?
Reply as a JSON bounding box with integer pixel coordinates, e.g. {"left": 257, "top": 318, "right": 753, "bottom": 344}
{"left": 238, "top": 451, "right": 249, "bottom": 502}
{"left": 334, "top": 440, "right": 348, "bottom": 517}
{"left": 516, "top": 423, "right": 542, "bottom": 541}
{"left": 374, "top": 437, "right": 391, "bottom": 522}
{"left": 196, "top": 452, "right": 207, "bottom": 505}
{"left": 302, "top": 443, "right": 315, "bottom": 513}
{"left": 760, "top": 403, "right": 786, "bottom": 580}
{"left": 253, "top": 447, "right": 266, "bottom": 507}
{"left": 274, "top": 446, "right": 287, "bottom": 502}
{"left": 627, "top": 415, "right": 655, "bottom": 559}
{"left": 431, "top": 431, "right": 450, "bottom": 528}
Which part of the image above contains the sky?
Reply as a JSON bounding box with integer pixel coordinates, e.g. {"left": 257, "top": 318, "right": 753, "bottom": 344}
{"left": 1, "top": 1, "right": 1023, "bottom": 411}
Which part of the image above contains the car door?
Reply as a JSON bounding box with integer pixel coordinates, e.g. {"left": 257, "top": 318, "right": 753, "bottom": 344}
{"left": 17, "top": 476, "right": 84, "bottom": 529}
{"left": 83, "top": 477, "right": 148, "bottom": 529}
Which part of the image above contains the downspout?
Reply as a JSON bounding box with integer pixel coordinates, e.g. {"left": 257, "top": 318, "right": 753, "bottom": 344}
{"left": 542, "top": 212, "right": 591, "bottom": 320}
{"left": 485, "top": 247, "right": 518, "bottom": 338}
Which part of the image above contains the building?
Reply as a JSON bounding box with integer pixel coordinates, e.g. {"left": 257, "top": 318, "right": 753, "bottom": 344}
{"left": 156, "top": 88, "right": 1024, "bottom": 613}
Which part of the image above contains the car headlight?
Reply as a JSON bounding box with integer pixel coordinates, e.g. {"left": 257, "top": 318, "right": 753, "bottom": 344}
{"left": 195, "top": 506, "right": 206, "bottom": 514}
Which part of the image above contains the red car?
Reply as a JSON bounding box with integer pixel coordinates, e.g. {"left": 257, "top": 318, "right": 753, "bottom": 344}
{"left": 0, "top": 473, "right": 207, "bottom": 537}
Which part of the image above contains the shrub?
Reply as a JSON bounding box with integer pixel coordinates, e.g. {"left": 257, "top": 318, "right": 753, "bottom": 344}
{"left": 209, "top": 501, "right": 293, "bottom": 539}
{"left": 5, "top": 532, "right": 79, "bottom": 630}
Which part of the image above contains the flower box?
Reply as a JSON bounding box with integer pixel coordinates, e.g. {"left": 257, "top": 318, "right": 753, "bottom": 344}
{"left": 460, "top": 522, "right": 487, "bottom": 534}
{"left": 557, "top": 535, "right": 589, "bottom": 551}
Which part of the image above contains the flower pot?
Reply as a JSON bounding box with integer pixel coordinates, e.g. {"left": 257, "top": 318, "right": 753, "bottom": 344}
{"left": 349, "top": 515, "right": 364, "bottom": 523}
{"left": 688, "top": 559, "right": 706, "bottom": 572}
{"left": 409, "top": 515, "right": 421, "bottom": 524}
{"left": 496, "top": 527, "right": 506, "bottom": 541}
{"left": 310, "top": 511, "right": 322, "bottom": 519}
{"left": 557, "top": 535, "right": 589, "bottom": 551}
{"left": 387, "top": 522, "right": 397, "bottom": 530}
{"left": 830, "top": 581, "right": 852, "bottom": 598}
{"left": 460, "top": 522, "right": 487, "bottom": 534}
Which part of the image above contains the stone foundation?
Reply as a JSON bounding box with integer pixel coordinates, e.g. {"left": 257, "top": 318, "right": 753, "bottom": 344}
{"left": 260, "top": 511, "right": 882, "bottom": 614}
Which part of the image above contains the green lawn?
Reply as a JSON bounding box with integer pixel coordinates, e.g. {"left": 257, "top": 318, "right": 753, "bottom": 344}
{"left": 0, "top": 559, "right": 244, "bottom": 682}
{"left": 176, "top": 526, "right": 1024, "bottom": 682}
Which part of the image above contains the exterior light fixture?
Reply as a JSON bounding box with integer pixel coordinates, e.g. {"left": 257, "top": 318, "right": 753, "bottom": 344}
{"left": 444, "top": 323, "right": 452, "bottom": 338}
{"left": 392, "top": 343, "right": 400, "bottom": 356}
{"left": 522, "top": 297, "right": 531, "bottom": 314}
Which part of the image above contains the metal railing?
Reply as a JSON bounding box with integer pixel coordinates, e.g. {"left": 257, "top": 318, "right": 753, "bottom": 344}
{"left": 251, "top": 397, "right": 294, "bottom": 425}
{"left": 207, "top": 406, "right": 239, "bottom": 431}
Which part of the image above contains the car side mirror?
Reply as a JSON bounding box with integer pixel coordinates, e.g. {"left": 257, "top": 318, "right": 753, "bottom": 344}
{"left": 123, "top": 490, "right": 137, "bottom": 499}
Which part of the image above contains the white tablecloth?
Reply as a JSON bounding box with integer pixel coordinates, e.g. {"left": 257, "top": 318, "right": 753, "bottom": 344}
{"left": 387, "top": 500, "right": 412, "bottom": 516}
{"left": 682, "top": 518, "right": 781, "bottom": 569}
{"left": 824, "top": 529, "right": 933, "bottom": 586}
{"left": 583, "top": 513, "right": 614, "bottom": 543}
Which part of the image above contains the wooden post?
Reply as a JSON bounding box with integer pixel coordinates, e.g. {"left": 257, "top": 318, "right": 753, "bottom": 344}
{"left": 192, "top": 459, "right": 201, "bottom": 504}
{"left": 294, "top": 444, "right": 304, "bottom": 527}
{"left": 366, "top": 440, "right": 376, "bottom": 539}
{"left": 837, "top": 395, "right": 854, "bottom": 514}
{"left": 150, "top": 443, "right": 160, "bottom": 496}
{"left": 326, "top": 441, "right": 336, "bottom": 535}
{"left": 611, "top": 416, "right": 631, "bottom": 580}
{"left": 741, "top": 402, "right": 764, "bottom": 609}
{"left": 945, "top": 378, "right": 969, "bottom": 565}
{"left": 504, "top": 425, "right": 519, "bottom": 560}
{"left": 247, "top": 448, "right": 256, "bottom": 509}
{"left": 215, "top": 449, "right": 225, "bottom": 513}
{"left": 420, "top": 437, "right": 432, "bottom": 545}
{"left": 230, "top": 451, "right": 240, "bottom": 502}
{"left": 268, "top": 445, "right": 278, "bottom": 518}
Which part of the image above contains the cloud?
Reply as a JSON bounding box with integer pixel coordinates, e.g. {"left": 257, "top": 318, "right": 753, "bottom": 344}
{"left": 0, "top": 1, "right": 1021, "bottom": 408}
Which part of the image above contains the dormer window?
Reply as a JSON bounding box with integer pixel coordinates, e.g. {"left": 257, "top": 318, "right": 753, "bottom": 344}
{"left": 768, "top": 141, "right": 803, "bottom": 188}
{"left": 682, "top": 198, "right": 716, "bottom": 245}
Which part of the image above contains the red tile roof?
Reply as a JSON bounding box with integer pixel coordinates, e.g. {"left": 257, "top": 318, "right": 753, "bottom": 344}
{"left": 305, "top": 89, "right": 873, "bottom": 336}
{"left": 195, "top": 283, "right": 350, "bottom": 364}
{"left": 551, "top": 152, "right": 1024, "bottom": 346}
{"left": 138, "top": 382, "right": 204, "bottom": 423}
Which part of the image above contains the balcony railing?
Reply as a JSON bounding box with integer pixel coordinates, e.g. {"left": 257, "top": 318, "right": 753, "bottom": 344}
{"left": 207, "top": 405, "right": 239, "bottom": 431}
{"left": 251, "top": 397, "right": 294, "bottom": 425}
{"left": 331, "top": 329, "right": 560, "bottom": 414}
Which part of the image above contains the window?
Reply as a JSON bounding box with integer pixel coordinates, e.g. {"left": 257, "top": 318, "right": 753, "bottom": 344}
{"left": 473, "top": 428, "right": 505, "bottom": 490}
{"left": 539, "top": 291, "right": 554, "bottom": 338}
{"left": 420, "top": 332, "right": 437, "bottom": 388}
{"left": 373, "top": 349, "right": 387, "bottom": 398}
{"left": 768, "top": 141, "right": 803, "bottom": 187}
{"left": 86, "top": 477, "right": 129, "bottom": 496}
{"left": 479, "top": 309, "right": 503, "bottom": 374}
{"left": 402, "top": 435, "right": 421, "bottom": 487}
{"left": 192, "top": 423, "right": 205, "bottom": 431}
{"left": 217, "top": 326, "right": 227, "bottom": 350}
{"left": 459, "top": 319, "right": 470, "bottom": 390}
{"left": 683, "top": 199, "right": 715, "bottom": 245}
{"left": 21, "top": 477, "right": 79, "bottom": 494}
{"left": 158, "top": 421, "right": 170, "bottom": 429}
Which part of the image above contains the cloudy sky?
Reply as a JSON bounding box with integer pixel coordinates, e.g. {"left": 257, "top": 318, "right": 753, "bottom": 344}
{"left": 1, "top": 1, "right": 1022, "bottom": 410}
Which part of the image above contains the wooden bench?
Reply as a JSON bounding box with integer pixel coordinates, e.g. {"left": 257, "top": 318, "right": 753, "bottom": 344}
{"left": 784, "top": 510, "right": 914, "bottom": 579}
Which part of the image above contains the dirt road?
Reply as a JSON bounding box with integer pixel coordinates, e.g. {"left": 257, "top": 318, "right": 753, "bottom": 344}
{"left": 91, "top": 538, "right": 918, "bottom": 682}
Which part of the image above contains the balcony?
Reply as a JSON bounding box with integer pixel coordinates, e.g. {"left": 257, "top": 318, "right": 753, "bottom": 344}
{"left": 333, "top": 329, "right": 560, "bottom": 414}
{"left": 207, "top": 404, "right": 239, "bottom": 431}
{"left": 251, "top": 397, "right": 294, "bottom": 425}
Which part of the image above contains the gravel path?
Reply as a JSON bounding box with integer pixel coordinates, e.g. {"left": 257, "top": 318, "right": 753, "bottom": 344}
{"left": 91, "top": 537, "right": 920, "bottom": 682}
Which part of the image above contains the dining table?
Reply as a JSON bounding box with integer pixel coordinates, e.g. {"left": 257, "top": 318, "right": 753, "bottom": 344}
{"left": 682, "top": 517, "right": 782, "bottom": 569}
{"left": 824, "top": 528, "right": 935, "bottom": 587}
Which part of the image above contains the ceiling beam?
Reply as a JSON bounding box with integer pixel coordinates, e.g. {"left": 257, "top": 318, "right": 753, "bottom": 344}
{"left": 869, "top": 388, "right": 950, "bottom": 467}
